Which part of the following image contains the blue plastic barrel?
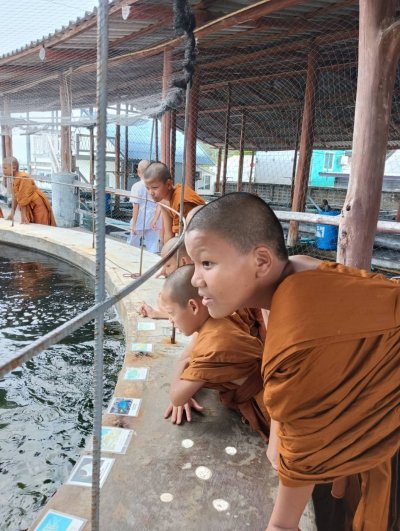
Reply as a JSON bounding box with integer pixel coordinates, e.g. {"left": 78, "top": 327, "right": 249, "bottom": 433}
{"left": 315, "top": 210, "right": 340, "bottom": 250}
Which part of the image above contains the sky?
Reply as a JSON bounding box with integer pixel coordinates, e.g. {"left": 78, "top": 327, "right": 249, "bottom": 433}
{"left": 0, "top": 0, "right": 100, "bottom": 56}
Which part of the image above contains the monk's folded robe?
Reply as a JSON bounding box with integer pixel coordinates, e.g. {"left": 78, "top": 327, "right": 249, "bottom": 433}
{"left": 13, "top": 172, "right": 56, "bottom": 226}
{"left": 262, "top": 262, "right": 400, "bottom": 529}
{"left": 181, "top": 313, "right": 270, "bottom": 441}
{"left": 236, "top": 307, "right": 267, "bottom": 342}
{"left": 169, "top": 184, "right": 205, "bottom": 235}
{"left": 0, "top": 206, "right": 3, "bottom": 218}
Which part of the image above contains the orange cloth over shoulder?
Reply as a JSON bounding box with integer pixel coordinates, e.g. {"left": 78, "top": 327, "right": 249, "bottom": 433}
{"left": 181, "top": 313, "right": 270, "bottom": 441}
{"left": 236, "top": 307, "right": 267, "bottom": 342}
{"left": 0, "top": 206, "right": 3, "bottom": 218}
{"left": 262, "top": 262, "right": 400, "bottom": 530}
{"left": 169, "top": 184, "right": 205, "bottom": 234}
{"left": 13, "top": 172, "right": 56, "bottom": 226}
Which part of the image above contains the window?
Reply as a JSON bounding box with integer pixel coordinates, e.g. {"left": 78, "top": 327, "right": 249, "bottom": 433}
{"left": 324, "top": 152, "right": 334, "bottom": 171}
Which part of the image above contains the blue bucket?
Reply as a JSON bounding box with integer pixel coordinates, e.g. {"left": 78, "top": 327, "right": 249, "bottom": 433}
{"left": 315, "top": 210, "right": 340, "bottom": 250}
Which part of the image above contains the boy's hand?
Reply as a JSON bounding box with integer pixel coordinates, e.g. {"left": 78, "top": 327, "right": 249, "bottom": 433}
{"left": 266, "top": 439, "right": 279, "bottom": 471}
{"left": 164, "top": 398, "right": 204, "bottom": 424}
{"left": 139, "top": 303, "right": 156, "bottom": 318}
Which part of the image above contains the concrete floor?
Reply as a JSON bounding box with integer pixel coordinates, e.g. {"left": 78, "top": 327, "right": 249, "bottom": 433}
{"left": 0, "top": 216, "right": 316, "bottom": 531}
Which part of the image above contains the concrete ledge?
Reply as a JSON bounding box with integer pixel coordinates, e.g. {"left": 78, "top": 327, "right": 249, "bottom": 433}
{"left": 0, "top": 219, "right": 315, "bottom": 531}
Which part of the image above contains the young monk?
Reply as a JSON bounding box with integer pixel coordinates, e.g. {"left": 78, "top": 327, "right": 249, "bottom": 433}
{"left": 143, "top": 162, "right": 204, "bottom": 242}
{"left": 139, "top": 237, "right": 193, "bottom": 319}
{"left": 3, "top": 157, "right": 56, "bottom": 226}
{"left": 185, "top": 192, "right": 400, "bottom": 531}
{"left": 161, "top": 264, "right": 270, "bottom": 441}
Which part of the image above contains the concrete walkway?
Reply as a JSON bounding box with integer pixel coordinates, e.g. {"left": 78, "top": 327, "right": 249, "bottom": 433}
{"left": 0, "top": 219, "right": 316, "bottom": 531}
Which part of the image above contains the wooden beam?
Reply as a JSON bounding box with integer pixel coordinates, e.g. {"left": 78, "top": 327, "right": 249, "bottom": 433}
{"left": 337, "top": 0, "right": 400, "bottom": 268}
{"left": 215, "top": 147, "right": 222, "bottom": 193}
{"left": 170, "top": 109, "right": 176, "bottom": 180}
{"left": 287, "top": 45, "right": 318, "bottom": 247}
{"left": 237, "top": 112, "right": 246, "bottom": 192}
{"left": 222, "top": 84, "right": 232, "bottom": 195}
{"left": 124, "top": 104, "right": 129, "bottom": 189}
{"left": 161, "top": 49, "right": 172, "bottom": 167}
{"left": 59, "top": 73, "right": 72, "bottom": 172}
{"left": 185, "top": 72, "right": 200, "bottom": 190}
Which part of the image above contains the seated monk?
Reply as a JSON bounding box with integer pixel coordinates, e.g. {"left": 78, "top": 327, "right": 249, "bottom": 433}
{"left": 3, "top": 157, "right": 56, "bottom": 226}
{"left": 161, "top": 264, "right": 270, "bottom": 442}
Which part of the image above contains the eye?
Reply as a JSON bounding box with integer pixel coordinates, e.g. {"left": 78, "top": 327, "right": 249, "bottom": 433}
{"left": 202, "top": 261, "right": 212, "bottom": 269}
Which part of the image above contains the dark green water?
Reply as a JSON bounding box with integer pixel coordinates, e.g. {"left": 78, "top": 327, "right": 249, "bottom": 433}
{"left": 0, "top": 244, "right": 125, "bottom": 530}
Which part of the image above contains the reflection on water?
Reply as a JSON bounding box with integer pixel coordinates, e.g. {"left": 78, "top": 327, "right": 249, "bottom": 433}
{"left": 0, "top": 244, "right": 125, "bottom": 530}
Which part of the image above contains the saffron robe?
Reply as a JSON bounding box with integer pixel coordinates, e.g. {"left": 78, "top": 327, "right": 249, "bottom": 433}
{"left": 262, "top": 262, "right": 400, "bottom": 530}
{"left": 169, "top": 184, "right": 205, "bottom": 234}
{"left": 181, "top": 313, "right": 270, "bottom": 441}
{"left": 236, "top": 307, "right": 267, "bottom": 342}
{"left": 0, "top": 206, "right": 3, "bottom": 218}
{"left": 13, "top": 172, "right": 56, "bottom": 226}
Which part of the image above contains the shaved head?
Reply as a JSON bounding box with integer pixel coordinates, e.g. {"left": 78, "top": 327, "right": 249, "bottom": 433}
{"left": 2, "top": 156, "right": 19, "bottom": 171}
{"left": 137, "top": 159, "right": 151, "bottom": 177}
{"left": 160, "top": 237, "right": 189, "bottom": 259}
{"left": 187, "top": 192, "right": 288, "bottom": 260}
{"left": 144, "top": 162, "right": 172, "bottom": 183}
{"left": 161, "top": 264, "right": 200, "bottom": 307}
{"left": 185, "top": 205, "right": 204, "bottom": 224}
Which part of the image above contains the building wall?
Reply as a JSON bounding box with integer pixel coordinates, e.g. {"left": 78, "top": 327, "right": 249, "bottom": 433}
{"left": 309, "top": 150, "right": 345, "bottom": 187}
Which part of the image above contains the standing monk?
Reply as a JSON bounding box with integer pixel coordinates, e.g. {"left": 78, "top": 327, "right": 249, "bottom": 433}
{"left": 3, "top": 157, "right": 56, "bottom": 226}
{"left": 144, "top": 162, "right": 204, "bottom": 243}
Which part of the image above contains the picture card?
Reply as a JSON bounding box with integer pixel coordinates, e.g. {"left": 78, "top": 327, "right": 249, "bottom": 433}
{"left": 88, "top": 426, "right": 133, "bottom": 454}
{"left": 107, "top": 397, "right": 141, "bottom": 417}
{"left": 123, "top": 367, "right": 149, "bottom": 381}
{"left": 66, "top": 455, "right": 114, "bottom": 488}
{"left": 131, "top": 342, "right": 153, "bottom": 353}
{"left": 137, "top": 321, "right": 156, "bottom": 331}
{"left": 34, "top": 510, "right": 86, "bottom": 531}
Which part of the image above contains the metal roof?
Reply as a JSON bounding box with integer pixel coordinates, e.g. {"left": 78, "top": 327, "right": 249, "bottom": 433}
{"left": 1, "top": 0, "right": 399, "bottom": 151}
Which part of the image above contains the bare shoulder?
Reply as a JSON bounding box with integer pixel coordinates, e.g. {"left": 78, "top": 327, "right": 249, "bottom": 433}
{"left": 289, "top": 254, "right": 322, "bottom": 273}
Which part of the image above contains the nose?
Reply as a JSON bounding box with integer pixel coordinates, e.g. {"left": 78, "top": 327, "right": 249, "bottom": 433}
{"left": 191, "top": 266, "right": 204, "bottom": 288}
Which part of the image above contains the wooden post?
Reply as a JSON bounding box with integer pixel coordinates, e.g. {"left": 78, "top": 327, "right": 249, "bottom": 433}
{"left": 89, "top": 108, "right": 95, "bottom": 184}
{"left": 338, "top": 0, "right": 400, "bottom": 268}
{"left": 124, "top": 104, "right": 129, "bottom": 190}
{"left": 222, "top": 84, "right": 232, "bottom": 195}
{"left": 290, "top": 107, "right": 302, "bottom": 207}
{"left": 248, "top": 150, "right": 255, "bottom": 193}
{"left": 170, "top": 109, "right": 176, "bottom": 180}
{"left": 185, "top": 71, "right": 200, "bottom": 190}
{"left": 114, "top": 103, "right": 121, "bottom": 211}
{"left": 161, "top": 50, "right": 172, "bottom": 167}
{"left": 237, "top": 112, "right": 246, "bottom": 191}
{"left": 2, "top": 97, "right": 13, "bottom": 158}
{"left": 287, "top": 45, "right": 318, "bottom": 247}
{"left": 59, "top": 73, "right": 72, "bottom": 172}
{"left": 215, "top": 147, "right": 222, "bottom": 193}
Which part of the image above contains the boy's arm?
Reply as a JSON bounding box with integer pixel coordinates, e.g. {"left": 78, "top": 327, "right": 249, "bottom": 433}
{"left": 267, "top": 418, "right": 280, "bottom": 471}
{"left": 131, "top": 204, "right": 140, "bottom": 233}
{"left": 160, "top": 206, "right": 174, "bottom": 242}
{"left": 151, "top": 204, "right": 162, "bottom": 230}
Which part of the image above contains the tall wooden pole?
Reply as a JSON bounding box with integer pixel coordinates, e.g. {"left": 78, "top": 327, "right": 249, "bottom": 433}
{"left": 114, "top": 102, "right": 121, "bottom": 211}
{"left": 2, "top": 97, "right": 13, "bottom": 158}
{"left": 215, "top": 147, "right": 222, "bottom": 193}
{"left": 124, "top": 104, "right": 129, "bottom": 190}
{"left": 161, "top": 49, "right": 172, "bottom": 167}
{"left": 222, "top": 84, "right": 232, "bottom": 195}
{"left": 170, "top": 109, "right": 176, "bottom": 180}
{"left": 290, "top": 107, "right": 302, "bottom": 207}
{"left": 287, "top": 45, "right": 318, "bottom": 247}
{"left": 59, "top": 73, "right": 72, "bottom": 172}
{"left": 185, "top": 71, "right": 200, "bottom": 189}
{"left": 337, "top": 0, "right": 400, "bottom": 268}
{"left": 248, "top": 150, "right": 255, "bottom": 193}
{"left": 237, "top": 112, "right": 246, "bottom": 191}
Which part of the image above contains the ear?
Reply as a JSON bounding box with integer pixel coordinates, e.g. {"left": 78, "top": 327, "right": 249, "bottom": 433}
{"left": 188, "top": 298, "right": 201, "bottom": 315}
{"left": 180, "top": 256, "right": 189, "bottom": 266}
{"left": 253, "top": 245, "right": 273, "bottom": 278}
{"left": 167, "top": 178, "right": 173, "bottom": 190}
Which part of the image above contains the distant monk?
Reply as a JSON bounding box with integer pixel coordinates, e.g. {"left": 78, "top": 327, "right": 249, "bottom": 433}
{"left": 144, "top": 162, "right": 204, "bottom": 242}
{"left": 3, "top": 157, "right": 56, "bottom": 226}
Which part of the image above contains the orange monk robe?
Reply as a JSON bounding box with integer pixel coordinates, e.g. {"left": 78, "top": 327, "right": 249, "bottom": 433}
{"left": 181, "top": 313, "right": 270, "bottom": 442}
{"left": 169, "top": 184, "right": 205, "bottom": 234}
{"left": 0, "top": 206, "right": 3, "bottom": 218}
{"left": 13, "top": 171, "right": 56, "bottom": 226}
{"left": 262, "top": 262, "right": 400, "bottom": 530}
{"left": 236, "top": 307, "right": 267, "bottom": 342}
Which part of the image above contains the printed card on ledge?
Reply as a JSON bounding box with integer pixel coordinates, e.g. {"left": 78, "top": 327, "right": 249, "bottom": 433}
{"left": 66, "top": 455, "right": 114, "bottom": 488}
{"left": 137, "top": 321, "right": 156, "bottom": 331}
{"left": 107, "top": 397, "right": 141, "bottom": 417}
{"left": 88, "top": 427, "right": 133, "bottom": 454}
{"left": 131, "top": 342, "right": 153, "bottom": 353}
{"left": 124, "top": 367, "right": 149, "bottom": 381}
{"left": 34, "top": 510, "right": 86, "bottom": 531}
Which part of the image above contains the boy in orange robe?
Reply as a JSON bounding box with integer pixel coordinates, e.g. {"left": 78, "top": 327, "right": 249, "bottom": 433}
{"left": 185, "top": 192, "right": 400, "bottom": 531}
{"left": 3, "top": 157, "right": 56, "bottom": 226}
{"left": 143, "top": 161, "right": 204, "bottom": 242}
{"left": 160, "top": 264, "right": 270, "bottom": 441}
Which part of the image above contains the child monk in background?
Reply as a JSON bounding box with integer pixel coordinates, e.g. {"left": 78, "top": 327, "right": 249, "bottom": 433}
{"left": 185, "top": 192, "right": 400, "bottom": 531}
{"left": 3, "top": 157, "right": 56, "bottom": 226}
{"left": 161, "top": 264, "right": 270, "bottom": 442}
{"left": 144, "top": 162, "right": 204, "bottom": 242}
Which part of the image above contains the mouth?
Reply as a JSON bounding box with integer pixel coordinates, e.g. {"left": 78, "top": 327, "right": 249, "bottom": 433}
{"left": 201, "top": 296, "right": 213, "bottom": 306}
